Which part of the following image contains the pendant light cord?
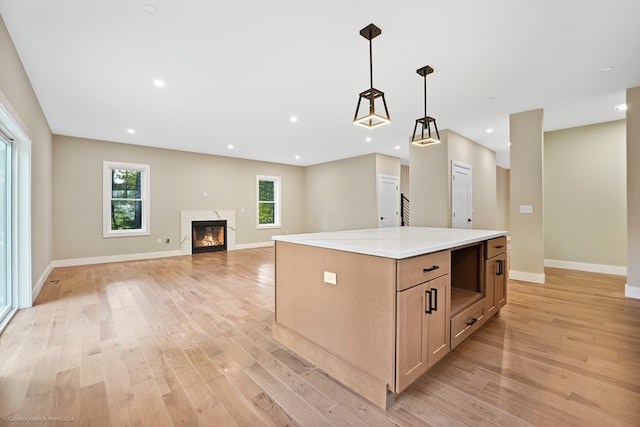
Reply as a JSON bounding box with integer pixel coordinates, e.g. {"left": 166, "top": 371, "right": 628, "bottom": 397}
{"left": 369, "top": 32, "right": 374, "bottom": 89}
{"left": 423, "top": 74, "right": 427, "bottom": 118}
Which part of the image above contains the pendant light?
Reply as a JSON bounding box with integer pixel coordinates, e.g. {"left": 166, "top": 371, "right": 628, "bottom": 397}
{"left": 411, "top": 65, "right": 440, "bottom": 145}
{"left": 353, "top": 23, "right": 391, "bottom": 128}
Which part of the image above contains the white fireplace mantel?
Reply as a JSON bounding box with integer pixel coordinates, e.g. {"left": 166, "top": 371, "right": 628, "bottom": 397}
{"left": 181, "top": 210, "right": 237, "bottom": 255}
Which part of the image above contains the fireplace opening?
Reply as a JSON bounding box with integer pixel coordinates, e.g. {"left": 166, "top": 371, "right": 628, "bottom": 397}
{"left": 191, "top": 220, "right": 227, "bottom": 254}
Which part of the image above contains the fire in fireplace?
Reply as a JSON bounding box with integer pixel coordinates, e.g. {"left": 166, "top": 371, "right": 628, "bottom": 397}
{"left": 191, "top": 220, "right": 227, "bottom": 254}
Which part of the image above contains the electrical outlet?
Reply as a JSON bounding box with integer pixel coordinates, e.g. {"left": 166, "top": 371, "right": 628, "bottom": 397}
{"left": 519, "top": 205, "right": 534, "bottom": 214}
{"left": 323, "top": 271, "right": 337, "bottom": 285}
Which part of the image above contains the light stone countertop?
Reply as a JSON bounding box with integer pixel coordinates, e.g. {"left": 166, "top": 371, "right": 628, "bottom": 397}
{"left": 272, "top": 226, "right": 508, "bottom": 259}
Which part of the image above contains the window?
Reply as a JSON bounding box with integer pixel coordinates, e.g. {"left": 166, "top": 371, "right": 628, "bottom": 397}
{"left": 103, "top": 161, "right": 150, "bottom": 237}
{"left": 257, "top": 175, "right": 281, "bottom": 229}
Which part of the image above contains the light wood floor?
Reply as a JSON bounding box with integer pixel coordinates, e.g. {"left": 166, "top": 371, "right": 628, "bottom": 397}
{"left": 1, "top": 248, "right": 639, "bottom": 426}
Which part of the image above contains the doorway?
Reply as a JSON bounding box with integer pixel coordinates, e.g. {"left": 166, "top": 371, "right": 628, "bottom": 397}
{"left": 452, "top": 161, "right": 472, "bottom": 229}
{"left": 378, "top": 174, "right": 400, "bottom": 227}
{"left": 0, "top": 99, "right": 31, "bottom": 333}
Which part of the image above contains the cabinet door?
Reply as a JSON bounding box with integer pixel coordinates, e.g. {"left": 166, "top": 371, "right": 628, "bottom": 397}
{"left": 495, "top": 252, "right": 507, "bottom": 310}
{"left": 485, "top": 252, "right": 507, "bottom": 317}
{"left": 427, "top": 274, "right": 450, "bottom": 368}
{"left": 395, "top": 282, "right": 429, "bottom": 393}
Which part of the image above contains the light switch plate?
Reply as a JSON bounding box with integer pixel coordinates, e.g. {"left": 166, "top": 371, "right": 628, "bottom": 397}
{"left": 519, "top": 204, "right": 534, "bottom": 214}
{"left": 323, "top": 271, "right": 337, "bottom": 285}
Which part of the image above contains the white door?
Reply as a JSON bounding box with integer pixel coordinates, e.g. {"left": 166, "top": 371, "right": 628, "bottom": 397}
{"left": 452, "top": 161, "right": 472, "bottom": 229}
{"left": 378, "top": 175, "right": 400, "bottom": 227}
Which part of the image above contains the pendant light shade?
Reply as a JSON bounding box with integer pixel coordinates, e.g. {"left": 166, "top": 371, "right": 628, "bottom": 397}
{"left": 411, "top": 65, "right": 440, "bottom": 146}
{"left": 353, "top": 23, "right": 391, "bottom": 128}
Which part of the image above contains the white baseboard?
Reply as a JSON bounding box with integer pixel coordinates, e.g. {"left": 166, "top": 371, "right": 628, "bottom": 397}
{"left": 625, "top": 284, "right": 640, "bottom": 299}
{"left": 51, "top": 249, "right": 183, "bottom": 268}
{"left": 49, "top": 242, "right": 274, "bottom": 269}
{"left": 545, "top": 259, "right": 627, "bottom": 276}
{"left": 236, "top": 241, "right": 274, "bottom": 250}
{"left": 509, "top": 270, "right": 546, "bottom": 284}
{"left": 31, "top": 263, "right": 54, "bottom": 306}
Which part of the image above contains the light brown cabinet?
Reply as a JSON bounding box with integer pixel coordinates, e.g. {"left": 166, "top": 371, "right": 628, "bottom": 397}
{"left": 273, "top": 231, "right": 508, "bottom": 410}
{"left": 485, "top": 237, "right": 507, "bottom": 317}
{"left": 395, "top": 273, "right": 450, "bottom": 393}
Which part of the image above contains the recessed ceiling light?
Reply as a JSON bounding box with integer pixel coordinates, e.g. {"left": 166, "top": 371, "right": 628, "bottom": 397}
{"left": 153, "top": 79, "right": 165, "bottom": 88}
{"left": 141, "top": 3, "right": 159, "bottom": 15}
{"left": 486, "top": 128, "right": 494, "bottom": 133}
{"left": 295, "top": 155, "right": 301, "bottom": 160}
{"left": 289, "top": 116, "right": 298, "bottom": 123}
{"left": 615, "top": 104, "right": 628, "bottom": 111}
{"left": 395, "top": 146, "right": 401, "bottom": 150}
{"left": 365, "top": 137, "right": 372, "bottom": 142}
{"left": 508, "top": 142, "right": 512, "bottom": 146}
{"left": 599, "top": 65, "right": 615, "bottom": 72}
{"left": 227, "top": 144, "right": 234, "bottom": 149}
{"left": 127, "top": 129, "right": 135, "bottom": 134}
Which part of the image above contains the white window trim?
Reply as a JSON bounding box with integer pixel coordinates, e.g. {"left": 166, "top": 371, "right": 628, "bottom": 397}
{"left": 103, "top": 161, "right": 150, "bottom": 237}
{"left": 256, "top": 175, "right": 281, "bottom": 229}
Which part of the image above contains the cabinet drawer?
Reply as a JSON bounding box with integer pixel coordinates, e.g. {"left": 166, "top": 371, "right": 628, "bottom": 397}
{"left": 486, "top": 236, "right": 507, "bottom": 259}
{"left": 397, "top": 250, "right": 450, "bottom": 291}
{"left": 451, "top": 298, "right": 486, "bottom": 349}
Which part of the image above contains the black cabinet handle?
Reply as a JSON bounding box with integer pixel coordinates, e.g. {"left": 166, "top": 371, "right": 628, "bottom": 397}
{"left": 431, "top": 287, "right": 438, "bottom": 312}
{"left": 494, "top": 245, "right": 505, "bottom": 249}
{"left": 466, "top": 317, "right": 478, "bottom": 326}
{"left": 497, "top": 259, "right": 504, "bottom": 276}
{"left": 423, "top": 265, "right": 440, "bottom": 273}
{"left": 425, "top": 290, "right": 432, "bottom": 314}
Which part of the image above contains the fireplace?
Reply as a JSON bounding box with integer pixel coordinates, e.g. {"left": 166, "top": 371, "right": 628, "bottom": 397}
{"left": 191, "top": 220, "right": 227, "bottom": 254}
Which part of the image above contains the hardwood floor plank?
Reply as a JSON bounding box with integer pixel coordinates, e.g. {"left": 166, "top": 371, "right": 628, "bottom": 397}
{"left": 252, "top": 391, "right": 302, "bottom": 427}
{"left": 244, "top": 361, "right": 334, "bottom": 426}
{"left": 109, "top": 394, "right": 143, "bottom": 427}
{"left": 162, "top": 387, "right": 200, "bottom": 426}
{"left": 182, "top": 377, "right": 239, "bottom": 427}
{"left": 1, "top": 248, "right": 638, "bottom": 426}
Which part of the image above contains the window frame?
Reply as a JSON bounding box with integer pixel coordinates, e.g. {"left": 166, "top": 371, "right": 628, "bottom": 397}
{"left": 256, "top": 175, "right": 281, "bottom": 229}
{"left": 103, "top": 161, "right": 150, "bottom": 238}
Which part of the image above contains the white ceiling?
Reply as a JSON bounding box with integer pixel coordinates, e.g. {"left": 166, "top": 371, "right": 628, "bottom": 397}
{"left": 1, "top": 1, "right": 638, "bottom": 169}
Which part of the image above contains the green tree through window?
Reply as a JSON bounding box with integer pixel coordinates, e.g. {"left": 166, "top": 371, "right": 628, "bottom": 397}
{"left": 111, "top": 169, "right": 142, "bottom": 230}
{"left": 258, "top": 180, "right": 274, "bottom": 225}
{"left": 257, "top": 175, "right": 280, "bottom": 228}
{"left": 103, "top": 161, "right": 150, "bottom": 237}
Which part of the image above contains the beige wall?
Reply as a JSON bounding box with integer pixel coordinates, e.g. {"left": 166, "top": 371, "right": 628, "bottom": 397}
{"left": 627, "top": 87, "right": 640, "bottom": 296}
{"left": 0, "top": 16, "right": 53, "bottom": 297}
{"left": 400, "top": 165, "right": 409, "bottom": 197}
{"left": 496, "top": 167, "right": 510, "bottom": 232}
{"left": 409, "top": 133, "right": 449, "bottom": 227}
{"left": 510, "top": 109, "right": 545, "bottom": 283}
{"left": 304, "top": 153, "right": 380, "bottom": 232}
{"left": 410, "top": 129, "right": 498, "bottom": 230}
{"left": 544, "top": 120, "right": 626, "bottom": 268}
{"left": 447, "top": 130, "right": 497, "bottom": 230}
{"left": 52, "top": 135, "right": 306, "bottom": 259}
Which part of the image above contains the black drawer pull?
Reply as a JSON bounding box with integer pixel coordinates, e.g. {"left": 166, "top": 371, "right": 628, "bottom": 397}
{"left": 423, "top": 265, "right": 440, "bottom": 273}
{"left": 425, "top": 290, "right": 432, "bottom": 314}
{"left": 494, "top": 245, "right": 505, "bottom": 249}
{"left": 466, "top": 317, "right": 478, "bottom": 327}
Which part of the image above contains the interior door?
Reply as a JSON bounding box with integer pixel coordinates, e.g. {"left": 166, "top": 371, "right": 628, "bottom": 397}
{"left": 452, "top": 161, "right": 472, "bottom": 229}
{"left": 378, "top": 174, "right": 399, "bottom": 227}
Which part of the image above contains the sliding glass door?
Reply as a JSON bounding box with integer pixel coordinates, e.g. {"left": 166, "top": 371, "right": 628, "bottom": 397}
{"left": 0, "top": 135, "right": 11, "bottom": 327}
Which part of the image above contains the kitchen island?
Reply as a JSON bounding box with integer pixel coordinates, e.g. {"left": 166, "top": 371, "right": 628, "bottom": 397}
{"left": 272, "top": 226, "right": 508, "bottom": 409}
